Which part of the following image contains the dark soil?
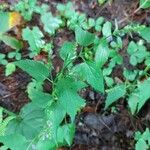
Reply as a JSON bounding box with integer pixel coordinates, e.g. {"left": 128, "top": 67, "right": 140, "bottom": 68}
{"left": 0, "top": 0, "right": 150, "bottom": 150}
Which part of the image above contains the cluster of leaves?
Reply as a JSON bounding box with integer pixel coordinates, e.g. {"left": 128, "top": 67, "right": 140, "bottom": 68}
{"left": 135, "top": 128, "right": 150, "bottom": 150}
{"left": 0, "top": 0, "right": 150, "bottom": 149}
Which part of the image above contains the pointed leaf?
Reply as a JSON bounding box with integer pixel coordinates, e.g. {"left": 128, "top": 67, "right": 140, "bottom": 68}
{"left": 56, "top": 77, "right": 86, "bottom": 121}
{"left": 105, "top": 84, "right": 126, "bottom": 109}
{"left": 59, "top": 41, "right": 76, "bottom": 62}
{"left": 72, "top": 62, "right": 104, "bottom": 93}
{"left": 128, "top": 78, "right": 150, "bottom": 114}
{"left": 139, "top": 27, "right": 150, "bottom": 43}
{"left": 14, "top": 59, "right": 50, "bottom": 82}
{"left": 22, "top": 27, "right": 45, "bottom": 52}
{"left": 140, "top": 0, "right": 150, "bottom": 9}
{"left": 28, "top": 88, "right": 52, "bottom": 108}
{"left": 95, "top": 39, "right": 109, "bottom": 68}
{"left": 0, "top": 34, "right": 23, "bottom": 49}
{"left": 41, "top": 12, "right": 62, "bottom": 35}
{"left": 75, "top": 27, "right": 95, "bottom": 46}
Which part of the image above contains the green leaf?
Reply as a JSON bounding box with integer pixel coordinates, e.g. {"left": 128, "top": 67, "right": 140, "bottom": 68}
{"left": 36, "top": 140, "right": 56, "bottom": 150}
{"left": 123, "top": 69, "right": 138, "bottom": 81}
{"left": 45, "top": 103, "right": 66, "bottom": 144}
{"left": 58, "top": 89, "right": 85, "bottom": 121}
{"left": 142, "top": 128, "right": 150, "bottom": 141}
{"left": 140, "top": 0, "right": 150, "bottom": 9}
{"left": 128, "top": 93, "right": 139, "bottom": 115}
{"left": 0, "top": 12, "right": 9, "bottom": 33}
{"left": 15, "top": 0, "right": 37, "bottom": 21}
{"left": 6, "top": 103, "right": 46, "bottom": 140}
{"left": 72, "top": 62, "right": 104, "bottom": 93}
{"left": 0, "top": 34, "right": 23, "bottom": 49}
{"left": 14, "top": 59, "right": 50, "bottom": 82}
{"left": 0, "top": 134, "right": 29, "bottom": 150}
{"left": 28, "top": 88, "right": 52, "bottom": 108}
{"left": 98, "top": 0, "right": 107, "bottom": 5}
{"left": 22, "top": 27, "right": 45, "bottom": 53}
{"left": 56, "top": 77, "right": 86, "bottom": 121}
{"left": 102, "top": 21, "right": 112, "bottom": 37}
{"left": 41, "top": 12, "right": 62, "bottom": 35}
{"left": 57, "top": 124, "right": 75, "bottom": 146}
{"left": 135, "top": 138, "right": 148, "bottom": 150}
{"left": 0, "top": 108, "right": 15, "bottom": 136}
{"left": 127, "top": 41, "right": 138, "bottom": 55}
{"left": 128, "top": 78, "right": 150, "bottom": 114}
{"left": 105, "top": 84, "right": 126, "bottom": 109}
{"left": 5, "top": 63, "right": 16, "bottom": 76}
{"left": 95, "top": 39, "right": 109, "bottom": 68}
{"left": 59, "top": 41, "right": 76, "bottom": 64}
{"left": 75, "top": 26, "right": 95, "bottom": 46}
{"left": 139, "top": 27, "right": 150, "bottom": 43}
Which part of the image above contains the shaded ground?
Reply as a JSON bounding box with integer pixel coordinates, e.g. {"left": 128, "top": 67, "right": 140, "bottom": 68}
{"left": 0, "top": 0, "right": 150, "bottom": 149}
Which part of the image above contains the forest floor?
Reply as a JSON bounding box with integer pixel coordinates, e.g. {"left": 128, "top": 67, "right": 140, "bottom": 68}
{"left": 0, "top": 0, "right": 150, "bottom": 150}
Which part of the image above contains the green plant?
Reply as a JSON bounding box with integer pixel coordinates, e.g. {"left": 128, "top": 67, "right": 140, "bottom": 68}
{"left": 127, "top": 41, "right": 150, "bottom": 66}
{"left": 7, "top": 49, "right": 22, "bottom": 61}
{"left": 0, "top": 53, "right": 8, "bottom": 65}
{"left": 14, "top": 0, "right": 38, "bottom": 21}
{"left": 41, "top": 12, "right": 62, "bottom": 35}
{"left": 1, "top": 1, "right": 150, "bottom": 150}
{"left": 135, "top": 128, "right": 150, "bottom": 150}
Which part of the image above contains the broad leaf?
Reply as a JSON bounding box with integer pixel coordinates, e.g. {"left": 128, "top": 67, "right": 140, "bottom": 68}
{"left": 41, "top": 12, "right": 62, "bottom": 35}
{"left": 140, "top": 0, "right": 150, "bottom": 9}
{"left": 128, "top": 78, "right": 150, "bottom": 114}
{"left": 0, "top": 34, "right": 23, "bottom": 49}
{"left": 72, "top": 62, "right": 104, "bottom": 93}
{"left": 0, "top": 134, "right": 29, "bottom": 150}
{"left": 36, "top": 140, "right": 56, "bottom": 150}
{"left": 135, "top": 138, "right": 148, "bottom": 150}
{"left": 22, "top": 27, "right": 45, "bottom": 53}
{"left": 45, "top": 102, "right": 66, "bottom": 144}
{"left": 6, "top": 103, "right": 46, "bottom": 140}
{"left": 95, "top": 38, "right": 109, "bottom": 68}
{"left": 75, "top": 26, "right": 95, "bottom": 46}
{"left": 15, "top": 0, "right": 37, "bottom": 21}
{"left": 58, "top": 89, "right": 85, "bottom": 121}
{"left": 57, "top": 124, "right": 75, "bottom": 146}
{"left": 28, "top": 88, "right": 52, "bottom": 108}
{"left": 139, "top": 27, "right": 150, "bottom": 43}
{"left": 102, "top": 21, "right": 112, "bottom": 37}
{"left": 14, "top": 59, "right": 50, "bottom": 82}
{"left": 56, "top": 77, "right": 86, "bottom": 121}
{"left": 105, "top": 84, "right": 126, "bottom": 109}
{"left": 59, "top": 41, "right": 76, "bottom": 63}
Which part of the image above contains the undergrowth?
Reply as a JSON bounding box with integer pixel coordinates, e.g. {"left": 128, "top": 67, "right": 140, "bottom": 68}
{"left": 0, "top": 0, "right": 150, "bottom": 149}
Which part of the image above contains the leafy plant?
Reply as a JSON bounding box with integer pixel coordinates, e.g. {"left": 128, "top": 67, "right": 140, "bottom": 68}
{"left": 22, "top": 27, "right": 45, "bottom": 57}
{"left": 135, "top": 128, "right": 150, "bottom": 150}
{"left": 41, "top": 12, "right": 62, "bottom": 35}
{"left": 127, "top": 41, "right": 150, "bottom": 66}
{"left": 14, "top": 0, "right": 38, "bottom": 21}
{"left": 7, "top": 49, "right": 22, "bottom": 61}
{"left": 1, "top": 1, "right": 150, "bottom": 150}
{"left": 0, "top": 53, "right": 8, "bottom": 65}
{"left": 128, "top": 78, "right": 150, "bottom": 114}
